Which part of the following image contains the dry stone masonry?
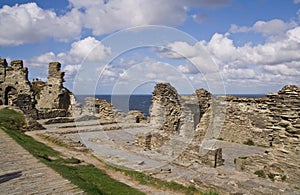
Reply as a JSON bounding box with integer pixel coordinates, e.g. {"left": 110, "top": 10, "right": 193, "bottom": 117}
{"left": 36, "top": 62, "right": 75, "bottom": 113}
{"left": 0, "top": 59, "right": 34, "bottom": 107}
{"left": 0, "top": 58, "right": 76, "bottom": 122}
{"left": 136, "top": 83, "right": 183, "bottom": 150}
{"left": 135, "top": 83, "right": 224, "bottom": 167}
{"left": 235, "top": 85, "right": 300, "bottom": 187}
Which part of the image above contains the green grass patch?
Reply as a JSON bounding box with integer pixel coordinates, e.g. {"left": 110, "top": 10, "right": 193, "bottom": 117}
{"left": 254, "top": 170, "right": 265, "bottom": 178}
{"left": 268, "top": 173, "right": 275, "bottom": 181}
{"left": 106, "top": 163, "right": 214, "bottom": 195}
{"left": 0, "top": 107, "right": 25, "bottom": 130}
{"left": 0, "top": 108, "right": 144, "bottom": 195}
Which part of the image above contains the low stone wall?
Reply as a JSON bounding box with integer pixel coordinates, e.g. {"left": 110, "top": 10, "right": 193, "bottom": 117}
{"left": 38, "top": 109, "right": 68, "bottom": 119}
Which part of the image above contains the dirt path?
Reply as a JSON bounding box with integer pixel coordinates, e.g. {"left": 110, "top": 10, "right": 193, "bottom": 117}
{"left": 26, "top": 130, "right": 185, "bottom": 195}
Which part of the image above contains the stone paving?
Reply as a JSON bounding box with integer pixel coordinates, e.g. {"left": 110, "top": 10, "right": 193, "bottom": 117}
{"left": 34, "top": 119, "right": 299, "bottom": 194}
{"left": 62, "top": 123, "right": 298, "bottom": 194}
{"left": 0, "top": 129, "right": 83, "bottom": 194}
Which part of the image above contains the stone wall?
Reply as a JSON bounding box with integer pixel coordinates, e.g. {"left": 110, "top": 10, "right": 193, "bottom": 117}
{"left": 36, "top": 62, "right": 75, "bottom": 114}
{"left": 135, "top": 83, "right": 184, "bottom": 150}
{"left": 235, "top": 85, "right": 300, "bottom": 186}
{"left": 0, "top": 58, "right": 76, "bottom": 120}
{"left": 218, "top": 96, "right": 271, "bottom": 146}
{"left": 0, "top": 59, "right": 34, "bottom": 107}
{"left": 150, "top": 82, "right": 182, "bottom": 133}
{"left": 78, "top": 97, "right": 128, "bottom": 122}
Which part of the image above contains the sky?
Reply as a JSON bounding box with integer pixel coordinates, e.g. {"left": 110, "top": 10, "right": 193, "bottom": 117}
{"left": 0, "top": 0, "right": 300, "bottom": 95}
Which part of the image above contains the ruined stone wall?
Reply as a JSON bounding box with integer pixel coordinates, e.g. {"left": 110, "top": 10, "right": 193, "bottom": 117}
{"left": 0, "top": 59, "right": 34, "bottom": 106}
{"left": 36, "top": 62, "right": 74, "bottom": 114}
{"left": 218, "top": 96, "right": 271, "bottom": 146}
{"left": 235, "top": 85, "right": 300, "bottom": 186}
{"left": 80, "top": 97, "right": 127, "bottom": 122}
{"left": 150, "top": 82, "right": 182, "bottom": 133}
{"left": 86, "top": 97, "right": 115, "bottom": 121}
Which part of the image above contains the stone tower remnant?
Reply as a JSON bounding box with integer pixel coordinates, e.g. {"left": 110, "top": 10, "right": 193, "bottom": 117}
{"left": 36, "top": 62, "right": 75, "bottom": 113}
{"left": 0, "top": 59, "right": 34, "bottom": 107}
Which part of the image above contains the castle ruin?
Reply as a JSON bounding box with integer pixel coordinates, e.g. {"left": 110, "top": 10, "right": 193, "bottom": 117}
{"left": 36, "top": 62, "right": 75, "bottom": 112}
{"left": 0, "top": 58, "right": 75, "bottom": 119}
{"left": 0, "top": 59, "right": 34, "bottom": 106}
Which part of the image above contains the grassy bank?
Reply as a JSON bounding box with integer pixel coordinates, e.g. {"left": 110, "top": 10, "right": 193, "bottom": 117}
{"left": 0, "top": 108, "right": 144, "bottom": 195}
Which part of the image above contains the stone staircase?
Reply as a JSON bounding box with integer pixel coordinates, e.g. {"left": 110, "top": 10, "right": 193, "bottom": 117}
{"left": 0, "top": 129, "right": 84, "bottom": 194}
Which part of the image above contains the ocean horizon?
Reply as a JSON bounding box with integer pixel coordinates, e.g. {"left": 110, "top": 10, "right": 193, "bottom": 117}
{"left": 76, "top": 94, "right": 266, "bottom": 116}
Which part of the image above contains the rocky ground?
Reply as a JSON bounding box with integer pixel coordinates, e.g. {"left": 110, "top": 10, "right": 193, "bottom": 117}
{"left": 27, "top": 118, "right": 300, "bottom": 195}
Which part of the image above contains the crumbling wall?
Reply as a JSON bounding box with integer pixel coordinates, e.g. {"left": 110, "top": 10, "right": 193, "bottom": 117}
{"left": 82, "top": 97, "right": 116, "bottom": 121}
{"left": 36, "top": 62, "right": 74, "bottom": 114}
{"left": 0, "top": 59, "right": 39, "bottom": 120}
{"left": 136, "top": 82, "right": 198, "bottom": 151}
{"left": 135, "top": 83, "right": 183, "bottom": 150}
{"left": 0, "top": 59, "right": 34, "bottom": 106}
{"left": 178, "top": 89, "right": 225, "bottom": 167}
{"left": 218, "top": 96, "right": 271, "bottom": 146}
{"left": 235, "top": 85, "right": 300, "bottom": 186}
{"left": 150, "top": 82, "right": 182, "bottom": 133}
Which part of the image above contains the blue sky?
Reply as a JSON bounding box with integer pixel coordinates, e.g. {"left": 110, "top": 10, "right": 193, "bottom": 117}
{"left": 0, "top": 0, "right": 299, "bottom": 95}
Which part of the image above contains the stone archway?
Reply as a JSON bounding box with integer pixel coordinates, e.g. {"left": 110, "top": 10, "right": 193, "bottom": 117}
{"left": 4, "top": 86, "right": 17, "bottom": 106}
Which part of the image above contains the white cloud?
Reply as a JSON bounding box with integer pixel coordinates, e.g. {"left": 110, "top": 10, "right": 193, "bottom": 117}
{"left": 0, "top": 0, "right": 231, "bottom": 45}
{"left": 157, "top": 23, "right": 300, "bottom": 88}
{"left": 68, "top": 0, "right": 230, "bottom": 36}
{"left": 26, "top": 52, "right": 57, "bottom": 68}
{"left": 263, "top": 64, "right": 300, "bottom": 76}
{"left": 252, "top": 19, "right": 294, "bottom": 35}
{"left": 159, "top": 41, "right": 199, "bottom": 59}
{"left": 64, "top": 64, "right": 82, "bottom": 78}
{"left": 229, "top": 24, "right": 250, "bottom": 33}
{"left": 69, "top": 36, "right": 111, "bottom": 63}
{"left": 0, "top": 3, "right": 82, "bottom": 45}
{"left": 26, "top": 36, "right": 111, "bottom": 83}
{"left": 230, "top": 19, "right": 296, "bottom": 36}
{"left": 294, "top": 0, "right": 300, "bottom": 4}
{"left": 177, "top": 64, "right": 199, "bottom": 74}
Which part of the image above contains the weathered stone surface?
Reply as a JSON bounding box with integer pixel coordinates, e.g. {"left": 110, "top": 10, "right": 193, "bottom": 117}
{"left": 150, "top": 82, "right": 182, "bottom": 133}
{"left": 126, "top": 110, "right": 145, "bottom": 123}
{"left": 36, "top": 62, "right": 75, "bottom": 115}
{"left": 82, "top": 97, "right": 118, "bottom": 121}
{"left": 38, "top": 109, "right": 68, "bottom": 119}
{"left": 0, "top": 59, "right": 34, "bottom": 107}
{"left": 233, "top": 85, "right": 300, "bottom": 187}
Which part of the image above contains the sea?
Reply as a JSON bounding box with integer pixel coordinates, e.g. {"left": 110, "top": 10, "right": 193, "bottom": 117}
{"left": 76, "top": 94, "right": 266, "bottom": 116}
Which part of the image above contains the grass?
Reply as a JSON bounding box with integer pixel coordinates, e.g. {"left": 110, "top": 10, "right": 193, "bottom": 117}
{"left": 106, "top": 163, "right": 217, "bottom": 195}
{"left": 0, "top": 107, "right": 25, "bottom": 130}
{"left": 268, "top": 173, "right": 275, "bottom": 181}
{"left": 0, "top": 108, "right": 144, "bottom": 195}
{"left": 254, "top": 170, "right": 265, "bottom": 178}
